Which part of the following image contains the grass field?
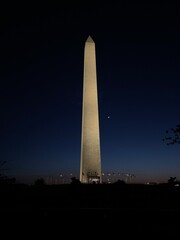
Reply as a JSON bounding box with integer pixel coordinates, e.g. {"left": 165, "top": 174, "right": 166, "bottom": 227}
{"left": 1, "top": 183, "right": 180, "bottom": 237}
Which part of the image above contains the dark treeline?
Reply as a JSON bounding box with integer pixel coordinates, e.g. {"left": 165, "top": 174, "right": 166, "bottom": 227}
{"left": 1, "top": 183, "right": 180, "bottom": 209}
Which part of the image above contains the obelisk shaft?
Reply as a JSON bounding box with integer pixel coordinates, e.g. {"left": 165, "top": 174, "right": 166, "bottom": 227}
{"left": 80, "top": 36, "right": 101, "bottom": 183}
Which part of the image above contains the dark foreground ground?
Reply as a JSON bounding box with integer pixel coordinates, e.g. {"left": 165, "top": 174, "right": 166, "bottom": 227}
{"left": 1, "top": 183, "right": 180, "bottom": 237}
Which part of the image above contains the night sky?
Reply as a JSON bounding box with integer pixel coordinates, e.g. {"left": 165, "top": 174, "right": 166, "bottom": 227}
{"left": 1, "top": 2, "right": 180, "bottom": 184}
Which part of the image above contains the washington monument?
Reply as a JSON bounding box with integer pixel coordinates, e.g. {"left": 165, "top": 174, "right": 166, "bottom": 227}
{"left": 80, "top": 36, "right": 102, "bottom": 183}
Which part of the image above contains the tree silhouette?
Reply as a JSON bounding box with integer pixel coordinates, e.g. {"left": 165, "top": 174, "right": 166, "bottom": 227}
{"left": 0, "top": 161, "right": 6, "bottom": 174}
{"left": 168, "top": 177, "right": 177, "bottom": 185}
{"left": 0, "top": 161, "right": 7, "bottom": 183}
{"left": 34, "top": 178, "right": 46, "bottom": 186}
{"left": 0, "top": 161, "right": 16, "bottom": 184}
{"left": 162, "top": 124, "right": 180, "bottom": 145}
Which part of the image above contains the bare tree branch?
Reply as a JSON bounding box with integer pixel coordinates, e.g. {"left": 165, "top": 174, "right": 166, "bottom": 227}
{"left": 162, "top": 124, "right": 180, "bottom": 145}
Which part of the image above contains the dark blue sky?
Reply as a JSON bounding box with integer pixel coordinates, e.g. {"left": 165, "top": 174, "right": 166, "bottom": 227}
{"left": 1, "top": 2, "right": 180, "bottom": 184}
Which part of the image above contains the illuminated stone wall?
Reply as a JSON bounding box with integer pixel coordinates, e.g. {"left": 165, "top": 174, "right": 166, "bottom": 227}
{"left": 80, "top": 36, "right": 101, "bottom": 183}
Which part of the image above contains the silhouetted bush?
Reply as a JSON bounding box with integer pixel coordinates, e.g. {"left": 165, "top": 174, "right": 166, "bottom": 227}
{"left": 113, "top": 179, "right": 126, "bottom": 185}
{"left": 70, "top": 177, "right": 81, "bottom": 184}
